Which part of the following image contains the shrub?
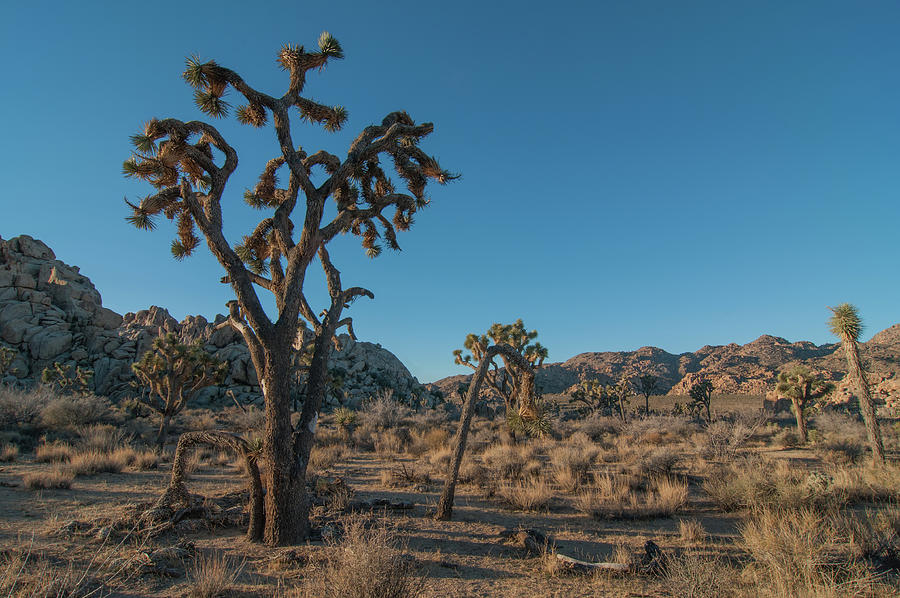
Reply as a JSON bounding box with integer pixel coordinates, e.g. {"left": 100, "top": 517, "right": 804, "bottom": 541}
{"left": 498, "top": 478, "right": 554, "bottom": 511}
{"left": 700, "top": 413, "right": 766, "bottom": 459}
{"left": 65, "top": 449, "right": 128, "bottom": 476}
{"left": 816, "top": 437, "right": 866, "bottom": 465}
{"left": 23, "top": 466, "right": 74, "bottom": 490}
{"left": 299, "top": 518, "right": 424, "bottom": 598}
{"left": 35, "top": 441, "right": 74, "bottom": 463}
{"left": 309, "top": 444, "right": 348, "bottom": 475}
{"left": 678, "top": 518, "right": 706, "bottom": 544}
{"left": 132, "top": 449, "right": 159, "bottom": 470}
{"left": 662, "top": 551, "right": 733, "bottom": 598}
{"left": 40, "top": 394, "right": 109, "bottom": 431}
{"left": 187, "top": 551, "right": 244, "bottom": 598}
{"left": 77, "top": 424, "right": 130, "bottom": 452}
{"left": 573, "top": 414, "right": 621, "bottom": 441}
{"left": 774, "top": 428, "right": 802, "bottom": 449}
{"left": 374, "top": 428, "right": 410, "bottom": 457}
{"left": 741, "top": 508, "right": 878, "bottom": 597}
{"left": 361, "top": 389, "right": 410, "bottom": 429}
{"left": 407, "top": 427, "right": 450, "bottom": 456}
{"left": 481, "top": 443, "right": 536, "bottom": 480}
{"left": 549, "top": 442, "right": 598, "bottom": 492}
{"left": 0, "top": 444, "right": 18, "bottom": 462}
{"left": 576, "top": 475, "right": 687, "bottom": 520}
{"left": 0, "top": 386, "right": 48, "bottom": 429}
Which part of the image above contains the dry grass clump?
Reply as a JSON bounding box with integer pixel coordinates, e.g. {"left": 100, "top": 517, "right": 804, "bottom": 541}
{"left": 77, "top": 423, "right": 130, "bottom": 452}
{"left": 0, "top": 443, "right": 18, "bottom": 462}
{"left": 621, "top": 415, "right": 698, "bottom": 443}
{"left": 374, "top": 428, "right": 411, "bottom": 457}
{"left": 741, "top": 507, "right": 880, "bottom": 597}
{"left": 184, "top": 410, "right": 219, "bottom": 431}
{"left": 407, "top": 427, "right": 450, "bottom": 456}
{"left": 35, "top": 441, "right": 74, "bottom": 463}
{"left": 426, "top": 445, "right": 452, "bottom": 469}
{"left": 481, "top": 443, "right": 539, "bottom": 480}
{"left": 379, "top": 463, "right": 432, "bottom": 488}
{"left": 308, "top": 444, "right": 349, "bottom": 475}
{"left": 678, "top": 518, "right": 706, "bottom": 544}
{"left": 773, "top": 427, "right": 803, "bottom": 449}
{"left": 705, "top": 458, "right": 900, "bottom": 512}
{"left": 844, "top": 506, "right": 900, "bottom": 565}
{"left": 549, "top": 439, "right": 598, "bottom": 492}
{"left": 576, "top": 475, "right": 687, "bottom": 520}
{"left": 661, "top": 551, "right": 734, "bottom": 598}
{"left": 221, "top": 404, "right": 265, "bottom": 433}
{"left": 186, "top": 551, "right": 244, "bottom": 598}
{"left": 816, "top": 437, "right": 866, "bottom": 465}
{"left": 131, "top": 449, "right": 159, "bottom": 470}
{"left": 23, "top": 465, "right": 74, "bottom": 490}
{"left": 297, "top": 517, "right": 424, "bottom": 598}
{"left": 829, "top": 465, "right": 900, "bottom": 504}
{"left": 498, "top": 478, "right": 554, "bottom": 511}
{"left": 573, "top": 415, "right": 621, "bottom": 441}
{"left": 65, "top": 448, "right": 129, "bottom": 476}
{"left": 0, "top": 547, "right": 102, "bottom": 597}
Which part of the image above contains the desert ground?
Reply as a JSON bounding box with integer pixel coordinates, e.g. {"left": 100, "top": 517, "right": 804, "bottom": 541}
{"left": 1, "top": 388, "right": 899, "bottom": 598}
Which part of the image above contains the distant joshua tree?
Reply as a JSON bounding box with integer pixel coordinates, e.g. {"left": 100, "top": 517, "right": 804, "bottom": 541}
{"left": 0, "top": 347, "right": 15, "bottom": 378}
{"left": 608, "top": 376, "right": 633, "bottom": 422}
{"left": 828, "top": 303, "right": 884, "bottom": 464}
{"left": 775, "top": 366, "right": 834, "bottom": 443}
{"left": 688, "top": 379, "right": 714, "bottom": 423}
{"left": 637, "top": 374, "right": 658, "bottom": 416}
{"left": 41, "top": 362, "right": 94, "bottom": 395}
{"left": 453, "top": 319, "right": 548, "bottom": 439}
{"left": 123, "top": 32, "right": 454, "bottom": 544}
{"left": 132, "top": 333, "right": 227, "bottom": 453}
{"left": 570, "top": 378, "right": 608, "bottom": 416}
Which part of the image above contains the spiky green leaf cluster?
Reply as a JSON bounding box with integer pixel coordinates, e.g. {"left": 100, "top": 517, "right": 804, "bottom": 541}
{"left": 775, "top": 366, "right": 835, "bottom": 405}
{"left": 183, "top": 56, "right": 231, "bottom": 118}
{"left": 828, "top": 303, "right": 863, "bottom": 342}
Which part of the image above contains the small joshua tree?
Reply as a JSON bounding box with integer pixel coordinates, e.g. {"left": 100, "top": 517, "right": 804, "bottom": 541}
{"left": 132, "top": 333, "right": 227, "bottom": 453}
{"left": 0, "top": 347, "right": 17, "bottom": 379}
{"left": 637, "top": 374, "right": 658, "bottom": 416}
{"left": 775, "top": 366, "right": 834, "bottom": 443}
{"left": 453, "top": 319, "right": 548, "bottom": 440}
{"left": 828, "top": 303, "right": 884, "bottom": 464}
{"left": 608, "top": 376, "right": 633, "bottom": 422}
{"left": 123, "top": 32, "right": 454, "bottom": 544}
{"left": 688, "top": 379, "right": 714, "bottom": 424}
{"left": 570, "top": 378, "right": 607, "bottom": 416}
{"left": 41, "top": 362, "right": 94, "bottom": 395}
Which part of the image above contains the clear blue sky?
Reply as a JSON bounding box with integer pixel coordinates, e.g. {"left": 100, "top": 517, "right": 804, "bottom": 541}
{"left": 2, "top": 1, "right": 897, "bottom": 382}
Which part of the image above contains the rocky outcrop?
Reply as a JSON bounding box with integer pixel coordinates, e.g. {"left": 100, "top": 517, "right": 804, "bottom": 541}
{"left": 431, "top": 330, "right": 899, "bottom": 409}
{"left": 0, "top": 235, "right": 436, "bottom": 409}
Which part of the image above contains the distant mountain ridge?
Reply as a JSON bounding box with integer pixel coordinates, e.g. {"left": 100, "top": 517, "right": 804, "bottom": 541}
{"left": 429, "top": 327, "right": 900, "bottom": 407}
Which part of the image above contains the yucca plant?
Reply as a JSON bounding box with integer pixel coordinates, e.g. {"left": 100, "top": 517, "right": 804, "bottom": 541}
{"left": 123, "top": 32, "right": 455, "bottom": 545}
{"left": 0, "top": 346, "right": 15, "bottom": 378}
{"left": 132, "top": 333, "right": 227, "bottom": 453}
{"left": 775, "top": 366, "right": 834, "bottom": 443}
{"left": 828, "top": 304, "right": 884, "bottom": 464}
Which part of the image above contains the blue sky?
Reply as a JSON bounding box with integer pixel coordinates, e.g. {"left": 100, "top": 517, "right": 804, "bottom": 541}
{"left": 1, "top": 1, "right": 898, "bottom": 382}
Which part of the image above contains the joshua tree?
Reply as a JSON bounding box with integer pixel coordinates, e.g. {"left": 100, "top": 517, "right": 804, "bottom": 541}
{"left": 0, "top": 347, "right": 15, "bottom": 378}
{"left": 123, "top": 33, "right": 454, "bottom": 544}
{"left": 828, "top": 303, "right": 884, "bottom": 464}
{"left": 453, "top": 319, "right": 548, "bottom": 439}
{"left": 41, "top": 362, "right": 94, "bottom": 395}
{"left": 436, "top": 343, "right": 535, "bottom": 521}
{"left": 637, "top": 374, "right": 658, "bottom": 416}
{"left": 570, "top": 378, "right": 607, "bottom": 416}
{"left": 688, "top": 379, "right": 714, "bottom": 424}
{"left": 132, "top": 333, "right": 227, "bottom": 453}
{"left": 775, "top": 366, "right": 834, "bottom": 443}
{"left": 608, "top": 376, "right": 633, "bottom": 422}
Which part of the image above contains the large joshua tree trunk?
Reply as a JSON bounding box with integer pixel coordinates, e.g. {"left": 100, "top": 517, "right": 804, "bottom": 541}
{"left": 436, "top": 344, "right": 533, "bottom": 521}
{"left": 841, "top": 340, "right": 885, "bottom": 464}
